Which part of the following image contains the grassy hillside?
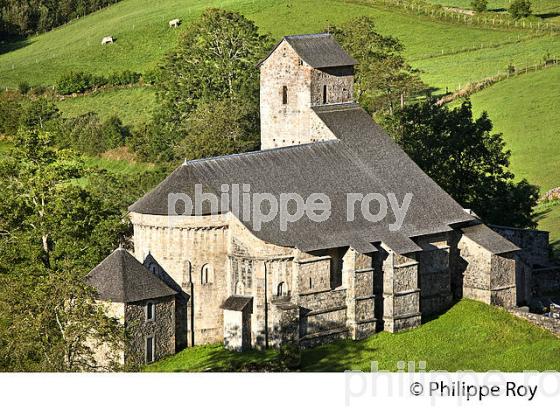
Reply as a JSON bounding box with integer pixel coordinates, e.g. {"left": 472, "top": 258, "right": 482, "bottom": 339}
{"left": 0, "top": 0, "right": 546, "bottom": 88}
{"left": 535, "top": 200, "right": 560, "bottom": 256}
{"left": 470, "top": 65, "right": 560, "bottom": 192}
{"left": 427, "top": 0, "right": 560, "bottom": 21}
{"left": 57, "top": 86, "right": 155, "bottom": 127}
{"left": 146, "top": 299, "right": 560, "bottom": 372}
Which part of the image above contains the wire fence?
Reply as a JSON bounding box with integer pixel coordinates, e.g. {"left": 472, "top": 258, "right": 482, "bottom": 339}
{"left": 349, "top": 0, "right": 560, "bottom": 33}
{"left": 436, "top": 58, "right": 560, "bottom": 104}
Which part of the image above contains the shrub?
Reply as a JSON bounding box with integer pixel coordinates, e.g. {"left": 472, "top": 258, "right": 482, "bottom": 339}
{"left": 471, "top": 0, "right": 488, "bottom": 12}
{"left": 107, "top": 70, "right": 141, "bottom": 86}
{"left": 142, "top": 68, "right": 161, "bottom": 85}
{"left": 56, "top": 72, "right": 108, "bottom": 95}
{"left": 56, "top": 72, "right": 95, "bottom": 94}
{"left": 507, "top": 63, "right": 516, "bottom": 75}
{"left": 0, "top": 91, "right": 23, "bottom": 136}
{"left": 509, "top": 0, "right": 532, "bottom": 19}
{"left": 101, "top": 116, "right": 130, "bottom": 149}
{"left": 17, "top": 81, "right": 31, "bottom": 95}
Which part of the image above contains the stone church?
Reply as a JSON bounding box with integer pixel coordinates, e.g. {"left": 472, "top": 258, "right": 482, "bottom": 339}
{"left": 88, "top": 34, "right": 558, "bottom": 366}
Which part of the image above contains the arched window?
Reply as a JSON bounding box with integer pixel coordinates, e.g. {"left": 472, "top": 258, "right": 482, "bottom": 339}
{"left": 181, "top": 260, "right": 192, "bottom": 288}
{"left": 282, "top": 86, "right": 288, "bottom": 105}
{"left": 201, "top": 264, "right": 213, "bottom": 285}
{"left": 309, "top": 277, "right": 313, "bottom": 289}
{"left": 276, "top": 282, "right": 288, "bottom": 296}
{"left": 235, "top": 281, "right": 245, "bottom": 295}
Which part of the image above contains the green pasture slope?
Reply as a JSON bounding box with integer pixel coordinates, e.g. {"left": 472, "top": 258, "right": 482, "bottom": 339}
{"left": 469, "top": 66, "right": 560, "bottom": 250}
{"left": 57, "top": 86, "right": 155, "bottom": 127}
{"left": 145, "top": 300, "right": 560, "bottom": 372}
{"left": 426, "top": 0, "right": 560, "bottom": 23}
{"left": 470, "top": 65, "right": 560, "bottom": 193}
{"left": 0, "top": 0, "right": 552, "bottom": 88}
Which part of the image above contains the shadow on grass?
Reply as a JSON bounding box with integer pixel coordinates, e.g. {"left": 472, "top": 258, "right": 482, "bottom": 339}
{"left": 300, "top": 340, "right": 379, "bottom": 372}
{"left": 536, "top": 12, "right": 560, "bottom": 20}
{"left": 421, "top": 299, "right": 459, "bottom": 325}
{"left": 0, "top": 37, "right": 29, "bottom": 55}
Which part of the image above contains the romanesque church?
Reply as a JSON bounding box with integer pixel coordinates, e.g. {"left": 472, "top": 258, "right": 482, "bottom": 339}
{"left": 87, "top": 33, "right": 555, "bottom": 366}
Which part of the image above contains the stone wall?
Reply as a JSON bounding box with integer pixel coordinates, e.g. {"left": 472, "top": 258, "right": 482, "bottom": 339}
{"left": 417, "top": 234, "right": 452, "bottom": 317}
{"left": 130, "top": 212, "right": 229, "bottom": 346}
{"left": 124, "top": 296, "right": 175, "bottom": 366}
{"left": 508, "top": 307, "right": 560, "bottom": 337}
{"left": 91, "top": 301, "right": 125, "bottom": 369}
{"left": 491, "top": 225, "right": 550, "bottom": 268}
{"left": 457, "top": 234, "right": 516, "bottom": 307}
{"left": 382, "top": 246, "right": 421, "bottom": 332}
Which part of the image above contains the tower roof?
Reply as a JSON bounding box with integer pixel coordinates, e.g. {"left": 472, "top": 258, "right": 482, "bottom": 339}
{"left": 259, "top": 33, "right": 357, "bottom": 69}
{"left": 86, "top": 248, "right": 177, "bottom": 303}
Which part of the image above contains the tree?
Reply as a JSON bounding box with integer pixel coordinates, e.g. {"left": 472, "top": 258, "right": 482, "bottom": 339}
{"left": 330, "top": 16, "right": 425, "bottom": 114}
{"left": 509, "top": 0, "right": 532, "bottom": 19}
{"left": 151, "top": 9, "right": 273, "bottom": 161}
{"left": 175, "top": 97, "right": 260, "bottom": 160}
{"left": 471, "top": 0, "right": 488, "bottom": 13}
{"left": 383, "top": 99, "right": 539, "bottom": 228}
{"left": 0, "top": 130, "right": 139, "bottom": 371}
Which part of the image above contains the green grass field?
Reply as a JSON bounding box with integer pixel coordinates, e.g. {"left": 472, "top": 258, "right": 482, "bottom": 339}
{"left": 57, "top": 86, "right": 156, "bottom": 127}
{"left": 470, "top": 65, "right": 560, "bottom": 192}
{"left": 0, "top": 0, "right": 543, "bottom": 88}
{"left": 146, "top": 299, "right": 560, "bottom": 372}
{"left": 426, "top": 0, "right": 560, "bottom": 22}
{"left": 535, "top": 200, "right": 560, "bottom": 256}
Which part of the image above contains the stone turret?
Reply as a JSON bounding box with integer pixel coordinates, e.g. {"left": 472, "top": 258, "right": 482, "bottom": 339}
{"left": 258, "top": 33, "right": 357, "bottom": 149}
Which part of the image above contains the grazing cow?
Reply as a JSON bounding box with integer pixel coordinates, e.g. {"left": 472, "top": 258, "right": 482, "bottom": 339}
{"left": 169, "top": 19, "right": 181, "bottom": 28}
{"left": 101, "top": 36, "right": 114, "bottom": 45}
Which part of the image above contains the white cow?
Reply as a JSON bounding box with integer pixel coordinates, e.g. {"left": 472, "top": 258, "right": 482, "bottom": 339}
{"left": 101, "top": 36, "right": 114, "bottom": 45}
{"left": 169, "top": 19, "right": 181, "bottom": 28}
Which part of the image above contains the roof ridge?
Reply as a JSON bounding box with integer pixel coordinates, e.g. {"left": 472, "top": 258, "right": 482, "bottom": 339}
{"left": 284, "top": 33, "right": 330, "bottom": 39}
{"left": 182, "top": 139, "right": 340, "bottom": 167}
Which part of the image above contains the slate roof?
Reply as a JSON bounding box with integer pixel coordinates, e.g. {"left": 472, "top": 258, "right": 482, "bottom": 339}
{"left": 221, "top": 296, "right": 253, "bottom": 313}
{"left": 130, "top": 103, "right": 476, "bottom": 255}
{"left": 86, "top": 248, "right": 177, "bottom": 303}
{"left": 461, "top": 224, "right": 520, "bottom": 255}
{"left": 260, "top": 33, "right": 357, "bottom": 69}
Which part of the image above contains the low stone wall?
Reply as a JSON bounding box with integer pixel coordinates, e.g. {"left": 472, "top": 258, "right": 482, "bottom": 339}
{"left": 508, "top": 307, "right": 560, "bottom": 337}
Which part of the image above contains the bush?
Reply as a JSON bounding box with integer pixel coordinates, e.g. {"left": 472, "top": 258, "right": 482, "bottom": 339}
{"left": 56, "top": 72, "right": 95, "bottom": 95}
{"left": 471, "top": 0, "right": 488, "bottom": 12}
{"left": 0, "top": 91, "right": 23, "bottom": 136}
{"left": 509, "top": 0, "right": 532, "bottom": 19}
{"left": 17, "top": 81, "right": 31, "bottom": 95}
{"left": 55, "top": 112, "right": 130, "bottom": 155}
{"left": 56, "top": 70, "right": 141, "bottom": 94}
{"left": 107, "top": 70, "right": 141, "bottom": 86}
{"left": 142, "top": 68, "right": 161, "bottom": 85}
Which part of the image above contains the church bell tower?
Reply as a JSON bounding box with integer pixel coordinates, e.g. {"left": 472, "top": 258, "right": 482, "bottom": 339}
{"left": 258, "top": 34, "right": 357, "bottom": 150}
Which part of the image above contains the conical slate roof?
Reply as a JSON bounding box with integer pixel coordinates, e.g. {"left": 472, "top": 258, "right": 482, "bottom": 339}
{"left": 87, "top": 248, "right": 177, "bottom": 303}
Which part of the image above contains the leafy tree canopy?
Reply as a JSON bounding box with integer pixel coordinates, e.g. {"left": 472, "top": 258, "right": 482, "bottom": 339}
{"left": 151, "top": 8, "right": 273, "bottom": 161}
{"left": 510, "top": 0, "right": 532, "bottom": 19}
{"left": 383, "top": 99, "right": 539, "bottom": 228}
{"left": 0, "top": 130, "right": 164, "bottom": 371}
{"left": 330, "top": 16, "right": 425, "bottom": 114}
